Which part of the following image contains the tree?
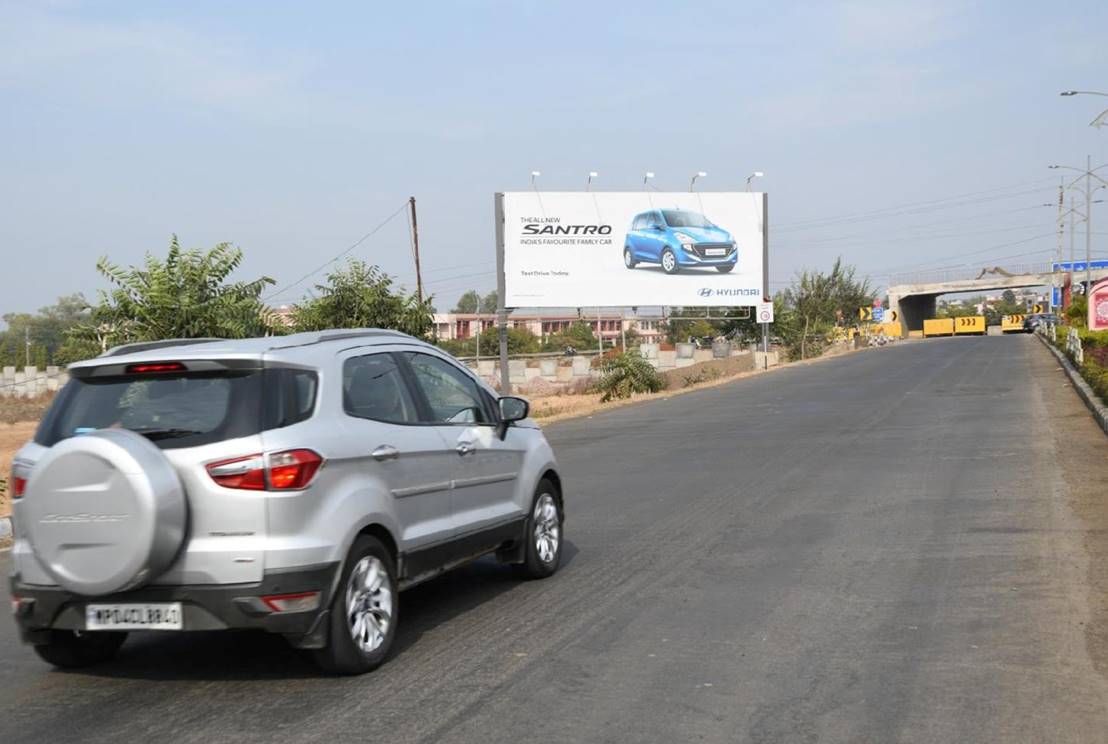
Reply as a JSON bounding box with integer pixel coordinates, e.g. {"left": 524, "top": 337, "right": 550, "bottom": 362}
{"left": 436, "top": 326, "right": 540, "bottom": 357}
{"left": 292, "top": 259, "right": 434, "bottom": 337}
{"left": 542, "top": 321, "right": 597, "bottom": 352}
{"left": 664, "top": 308, "right": 718, "bottom": 344}
{"left": 0, "top": 293, "right": 92, "bottom": 366}
{"left": 452, "top": 290, "right": 481, "bottom": 314}
{"left": 70, "top": 237, "right": 279, "bottom": 350}
{"left": 775, "top": 258, "right": 874, "bottom": 360}
{"left": 480, "top": 290, "right": 499, "bottom": 314}
{"left": 1002, "top": 289, "right": 1017, "bottom": 304}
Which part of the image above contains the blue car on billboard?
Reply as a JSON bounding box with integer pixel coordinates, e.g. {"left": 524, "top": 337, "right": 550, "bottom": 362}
{"left": 623, "top": 209, "right": 737, "bottom": 275}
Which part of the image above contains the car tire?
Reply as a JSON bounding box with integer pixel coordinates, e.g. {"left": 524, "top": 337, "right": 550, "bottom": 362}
{"left": 513, "top": 479, "right": 563, "bottom": 580}
{"left": 661, "top": 248, "right": 680, "bottom": 275}
{"left": 624, "top": 247, "right": 637, "bottom": 269}
{"left": 33, "top": 630, "right": 127, "bottom": 668}
{"left": 715, "top": 264, "right": 735, "bottom": 273}
{"left": 313, "top": 535, "right": 398, "bottom": 675}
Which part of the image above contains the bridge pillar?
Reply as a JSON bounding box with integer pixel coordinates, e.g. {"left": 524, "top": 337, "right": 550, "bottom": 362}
{"left": 891, "top": 293, "right": 936, "bottom": 333}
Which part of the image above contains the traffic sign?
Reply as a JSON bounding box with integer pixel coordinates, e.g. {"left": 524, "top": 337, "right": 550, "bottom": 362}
{"left": 1030, "top": 303, "right": 1043, "bottom": 314}
{"left": 887, "top": 309, "right": 898, "bottom": 322}
{"left": 757, "top": 302, "right": 774, "bottom": 324}
{"left": 1052, "top": 260, "right": 1108, "bottom": 272}
{"left": 858, "top": 307, "right": 872, "bottom": 321}
{"left": 872, "top": 307, "right": 885, "bottom": 322}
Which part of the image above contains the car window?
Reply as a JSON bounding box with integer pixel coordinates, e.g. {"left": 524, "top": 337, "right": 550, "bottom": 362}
{"left": 634, "top": 213, "right": 646, "bottom": 230}
{"left": 264, "top": 368, "right": 318, "bottom": 430}
{"left": 404, "top": 352, "right": 490, "bottom": 424}
{"left": 37, "top": 370, "right": 263, "bottom": 449}
{"left": 343, "top": 353, "right": 418, "bottom": 424}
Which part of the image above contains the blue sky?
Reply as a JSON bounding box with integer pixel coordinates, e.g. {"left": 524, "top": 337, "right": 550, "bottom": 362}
{"left": 1, "top": 0, "right": 1106, "bottom": 315}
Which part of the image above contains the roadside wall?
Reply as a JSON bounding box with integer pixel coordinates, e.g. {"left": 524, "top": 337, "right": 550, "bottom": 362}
{"left": 466, "top": 346, "right": 770, "bottom": 395}
{"left": 0, "top": 366, "right": 69, "bottom": 398}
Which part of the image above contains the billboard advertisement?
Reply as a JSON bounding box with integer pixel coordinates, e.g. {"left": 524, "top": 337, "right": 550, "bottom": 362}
{"left": 499, "top": 192, "right": 765, "bottom": 307}
{"left": 1091, "top": 277, "right": 1108, "bottom": 331}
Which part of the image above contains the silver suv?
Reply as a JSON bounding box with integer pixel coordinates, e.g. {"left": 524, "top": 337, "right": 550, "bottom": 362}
{"left": 8, "top": 330, "right": 564, "bottom": 674}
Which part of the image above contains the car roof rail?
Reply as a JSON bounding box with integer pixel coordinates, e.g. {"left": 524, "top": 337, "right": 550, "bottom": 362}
{"left": 101, "top": 338, "right": 224, "bottom": 357}
{"left": 269, "top": 328, "right": 417, "bottom": 349}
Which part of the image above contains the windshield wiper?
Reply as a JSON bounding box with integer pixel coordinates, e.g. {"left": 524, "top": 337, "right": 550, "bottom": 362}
{"left": 130, "top": 427, "right": 203, "bottom": 440}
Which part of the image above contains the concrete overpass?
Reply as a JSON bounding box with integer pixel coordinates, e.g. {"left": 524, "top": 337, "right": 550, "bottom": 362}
{"left": 886, "top": 263, "right": 1108, "bottom": 332}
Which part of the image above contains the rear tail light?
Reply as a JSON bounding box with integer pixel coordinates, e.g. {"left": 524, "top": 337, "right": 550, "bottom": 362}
{"left": 11, "top": 475, "right": 27, "bottom": 499}
{"left": 125, "top": 362, "right": 187, "bottom": 374}
{"left": 261, "top": 591, "right": 321, "bottom": 613}
{"left": 206, "top": 449, "right": 323, "bottom": 491}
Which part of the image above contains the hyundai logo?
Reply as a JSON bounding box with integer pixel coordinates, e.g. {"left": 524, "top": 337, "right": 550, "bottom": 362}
{"left": 698, "top": 288, "right": 713, "bottom": 297}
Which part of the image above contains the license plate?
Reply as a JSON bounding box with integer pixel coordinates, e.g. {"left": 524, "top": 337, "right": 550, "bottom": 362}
{"left": 86, "top": 603, "right": 183, "bottom": 631}
{"left": 705, "top": 248, "right": 726, "bottom": 256}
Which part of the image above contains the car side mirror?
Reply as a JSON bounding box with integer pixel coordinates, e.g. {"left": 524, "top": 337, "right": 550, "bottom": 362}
{"left": 652, "top": 224, "right": 665, "bottom": 231}
{"left": 498, "top": 396, "right": 529, "bottom": 423}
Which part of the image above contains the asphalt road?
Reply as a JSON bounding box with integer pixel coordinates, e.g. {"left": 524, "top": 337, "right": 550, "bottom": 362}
{"left": 3, "top": 336, "right": 1107, "bottom": 743}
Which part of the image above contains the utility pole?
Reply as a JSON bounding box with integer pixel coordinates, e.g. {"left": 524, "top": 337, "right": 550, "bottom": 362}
{"left": 1056, "top": 179, "right": 1064, "bottom": 309}
{"left": 596, "top": 307, "right": 603, "bottom": 357}
{"left": 409, "top": 196, "right": 424, "bottom": 305}
{"left": 1070, "top": 206, "right": 1076, "bottom": 306}
{"left": 1086, "top": 155, "right": 1093, "bottom": 294}
{"left": 25, "top": 327, "right": 30, "bottom": 367}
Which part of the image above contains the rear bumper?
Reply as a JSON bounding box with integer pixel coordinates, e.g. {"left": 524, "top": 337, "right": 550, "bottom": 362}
{"left": 10, "top": 562, "right": 340, "bottom": 646}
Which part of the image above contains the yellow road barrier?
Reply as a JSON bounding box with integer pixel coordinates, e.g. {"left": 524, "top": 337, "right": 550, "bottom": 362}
{"left": 1001, "top": 314, "right": 1025, "bottom": 333}
{"left": 923, "top": 318, "right": 954, "bottom": 337}
{"left": 874, "top": 322, "right": 903, "bottom": 338}
{"left": 954, "top": 316, "right": 985, "bottom": 335}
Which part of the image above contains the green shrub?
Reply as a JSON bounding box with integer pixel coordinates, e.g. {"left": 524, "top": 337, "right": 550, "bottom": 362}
{"left": 594, "top": 352, "right": 664, "bottom": 402}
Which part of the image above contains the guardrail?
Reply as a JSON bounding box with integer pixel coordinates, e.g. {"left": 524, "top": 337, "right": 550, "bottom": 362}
{"left": 1067, "top": 327, "right": 1084, "bottom": 364}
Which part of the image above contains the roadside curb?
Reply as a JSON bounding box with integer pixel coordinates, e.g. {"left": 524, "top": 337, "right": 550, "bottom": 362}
{"left": 1038, "top": 333, "right": 1108, "bottom": 437}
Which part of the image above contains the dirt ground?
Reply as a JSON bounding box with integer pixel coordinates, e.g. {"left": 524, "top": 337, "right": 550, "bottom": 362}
{"left": 0, "top": 421, "right": 36, "bottom": 520}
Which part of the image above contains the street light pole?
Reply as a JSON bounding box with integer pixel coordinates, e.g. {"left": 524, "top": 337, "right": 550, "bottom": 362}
{"left": 1061, "top": 90, "right": 1108, "bottom": 128}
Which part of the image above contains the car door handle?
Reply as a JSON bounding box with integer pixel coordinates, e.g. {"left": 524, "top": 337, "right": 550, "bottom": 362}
{"left": 371, "top": 445, "right": 400, "bottom": 462}
{"left": 456, "top": 442, "right": 476, "bottom": 456}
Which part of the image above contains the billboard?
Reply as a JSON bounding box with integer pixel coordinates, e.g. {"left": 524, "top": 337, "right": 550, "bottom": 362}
{"left": 1091, "top": 278, "right": 1108, "bottom": 331}
{"left": 499, "top": 191, "right": 765, "bottom": 307}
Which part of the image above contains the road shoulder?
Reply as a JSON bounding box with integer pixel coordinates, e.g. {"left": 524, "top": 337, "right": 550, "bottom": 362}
{"left": 1035, "top": 338, "right": 1108, "bottom": 681}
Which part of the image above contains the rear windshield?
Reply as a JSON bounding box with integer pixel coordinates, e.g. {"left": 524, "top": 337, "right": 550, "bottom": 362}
{"left": 35, "top": 367, "right": 317, "bottom": 449}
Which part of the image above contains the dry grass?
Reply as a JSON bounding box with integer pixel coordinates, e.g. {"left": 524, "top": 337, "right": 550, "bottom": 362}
{"left": 0, "top": 393, "right": 54, "bottom": 425}
{"left": 1, "top": 421, "right": 37, "bottom": 519}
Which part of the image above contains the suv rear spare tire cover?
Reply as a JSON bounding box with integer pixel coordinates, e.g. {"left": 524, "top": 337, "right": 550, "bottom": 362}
{"left": 23, "top": 429, "right": 187, "bottom": 596}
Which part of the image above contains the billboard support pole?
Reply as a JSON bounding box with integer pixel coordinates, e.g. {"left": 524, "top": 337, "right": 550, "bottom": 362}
{"left": 597, "top": 307, "right": 603, "bottom": 357}
{"left": 762, "top": 193, "right": 770, "bottom": 370}
{"left": 495, "top": 193, "right": 511, "bottom": 394}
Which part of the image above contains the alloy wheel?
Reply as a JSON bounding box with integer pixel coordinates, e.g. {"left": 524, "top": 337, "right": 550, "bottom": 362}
{"left": 533, "top": 494, "right": 560, "bottom": 564}
{"left": 662, "top": 251, "right": 676, "bottom": 273}
{"left": 345, "top": 556, "right": 393, "bottom": 653}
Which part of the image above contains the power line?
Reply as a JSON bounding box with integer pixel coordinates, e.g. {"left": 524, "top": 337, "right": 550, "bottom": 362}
{"left": 263, "top": 200, "right": 410, "bottom": 303}
{"left": 776, "top": 182, "right": 1055, "bottom": 233}
{"left": 779, "top": 221, "right": 1050, "bottom": 249}
{"left": 877, "top": 230, "right": 1060, "bottom": 275}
